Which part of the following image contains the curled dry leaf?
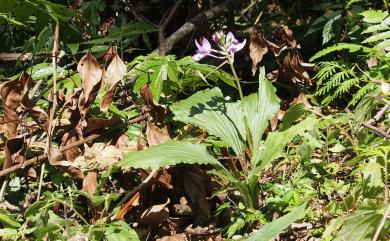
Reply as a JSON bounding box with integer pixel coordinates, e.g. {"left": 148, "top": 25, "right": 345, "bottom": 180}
{"left": 85, "top": 117, "right": 122, "bottom": 133}
{"left": 29, "top": 107, "right": 49, "bottom": 132}
{"left": 103, "top": 45, "right": 116, "bottom": 64}
{"left": 48, "top": 146, "right": 84, "bottom": 179}
{"left": 101, "top": 51, "right": 127, "bottom": 112}
{"left": 138, "top": 198, "right": 170, "bottom": 228}
{"left": 77, "top": 52, "right": 102, "bottom": 107}
{"left": 82, "top": 171, "right": 98, "bottom": 196}
{"left": 61, "top": 132, "right": 81, "bottom": 162}
{"left": 0, "top": 73, "right": 30, "bottom": 169}
{"left": 146, "top": 122, "right": 171, "bottom": 146}
{"left": 279, "top": 51, "right": 312, "bottom": 85}
{"left": 249, "top": 28, "right": 268, "bottom": 75}
{"left": 140, "top": 84, "right": 166, "bottom": 124}
{"left": 274, "top": 25, "right": 297, "bottom": 48}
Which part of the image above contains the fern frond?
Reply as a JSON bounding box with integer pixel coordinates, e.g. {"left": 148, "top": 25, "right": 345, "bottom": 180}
{"left": 310, "top": 43, "right": 370, "bottom": 61}
{"left": 349, "top": 82, "right": 376, "bottom": 106}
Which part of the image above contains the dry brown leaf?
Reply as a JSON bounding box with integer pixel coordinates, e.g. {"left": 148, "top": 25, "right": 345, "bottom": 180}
{"left": 48, "top": 146, "right": 84, "bottom": 179}
{"left": 291, "top": 93, "right": 312, "bottom": 108}
{"left": 157, "top": 234, "right": 187, "bottom": 241}
{"left": 82, "top": 171, "right": 98, "bottom": 196}
{"left": 84, "top": 117, "right": 121, "bottom": 133}
{"left": 0, "top": 80, "right": 22, "bottom": 139}
{"left": 138, "top": 198, "right": 170, "bottom": 227}
{"left": 29, "top": 107, "right": 49, "bottom": 132}
{"left": 249, "top": 28, "right": 268, "bottom": 76}
{"left": 270, "top": 109, "right": 286, "bottom": 131}
{"left": 0, "top": 74, "right": 30, "bottom": 169}
{"left": 140, "top": 84, "right": 166, "bottom": 124}
{"left": 61, "top": 132, "right": 81, "bottom": 162}
{"left": 77, "top": 52, "right": 102, "bottom": 106}
{"left": 278, "top": 51, "right": 312, "bottom": 85}
{"left": 101, "top": 52, "right": 127, "bottom": 112}
{"left": 146, "top": 122, "right": 171, "bottom": 146}
{"left": 274, "top": 25, "right": 297, "bottom": 48}
{"left": 115, "top": 133, "right": 138, "bottom": 151}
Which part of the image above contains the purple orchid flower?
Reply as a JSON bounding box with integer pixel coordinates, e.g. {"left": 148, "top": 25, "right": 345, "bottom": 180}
{"left": 225, "top": 32, "right": 247, "bottom": 57}
{"left": 192, "top": 38, "right": 212, "bottom": 61}
{"left": 192, "top": 31, "right": 246, "bottom": 61}
{"left": 212, "top": 31, "right": 224, "bottom": 44}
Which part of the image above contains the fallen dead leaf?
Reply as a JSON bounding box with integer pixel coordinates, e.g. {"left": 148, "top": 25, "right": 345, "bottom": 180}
{"left": 138, "top": 198, "right": 170, "bottom": 228}
{"left": 48, "top": 146, "right": 84, "bottom": 179}
{"left": 146, "top": 122, "right": 171, "bottom": 146}
{"left": 82, "top": 171, "right": 98, "bottom": 196}
{"left": 140, "top": 84, "right": 166, "bottom": 124}
{"left": 249, "top": 28, "right": 268, "bottom": 75}
{"left": 101, "top": 51, "right": 127, "bottom": 112}
{"left": 77, "top": 52, "right": 102, "bottom": 107}
{"left": 156, "top": 234, "right": 187, "bottom": 241}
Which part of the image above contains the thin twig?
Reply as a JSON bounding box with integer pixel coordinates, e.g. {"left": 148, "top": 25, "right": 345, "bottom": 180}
{"left": 362, "top": 122, "right": 390, "bottom": 139}
{"left": 366, "top": 104, "right": 389, "bottom": 125}
{"left": 39, "top": 23, "right": 60, "bottom": 201}
{"left": 158, "top": 0, "right": 249, "bottom": 55}
{"left": 0, "top": 178, "right": 9, "bottom": 202}
{"left": 114, "top": 168, "right": 159, "bottom": 220}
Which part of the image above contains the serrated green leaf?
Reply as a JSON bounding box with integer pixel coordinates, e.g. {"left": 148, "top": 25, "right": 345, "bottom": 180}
{"left": 242, "top": 203, "right": 306, "bottom": 241}
{"left": 105, "top": 220, "right": 140, "bottom": 241}
{"left": 360, "top": 10, "right": 389, "bottom": 24}
{"left": 363, "top": 30, "right": 390, "bottom": 43}
{"left": 362, "top": 160, "right": 384, "bottom": 188}
{"left": 334, "top": 201, "right": 388, "bottom": 241}
{"left": 171, "top": 88, "right": 246, "bottom": 156}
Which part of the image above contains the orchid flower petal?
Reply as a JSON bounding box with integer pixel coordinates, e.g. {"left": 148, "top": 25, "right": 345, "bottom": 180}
{"left": 192, "top": 53, "right": 205, "bottom": 61}
{"left": 201, "top": 38, "right": 211, "bottom": 51}
{"left": 226, "top": 32, "right": 235, "bottom": 44}
{"left": 234, "top": 39, "right": 246, "bottom": 52}
{"left": 212, "top": 31, "right": 224, "bottom": 43}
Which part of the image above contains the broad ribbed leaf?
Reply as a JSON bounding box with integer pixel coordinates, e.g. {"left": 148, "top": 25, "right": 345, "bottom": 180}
{"left": 171, "top": 88, "right": 246, "bottom": 156}
{"left": 116, "top": 140, "right": 223, "bottom": 169}
{"left": 249, "top": 117, "right": 317, "bottom": 179}
{"left": 243, "top": 204, "right": 306, "bottom": 241}
{"left": 243, "top": 67, "right": 280, "bottom": 153}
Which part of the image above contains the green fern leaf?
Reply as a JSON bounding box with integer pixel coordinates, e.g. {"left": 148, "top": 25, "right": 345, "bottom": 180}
{"left": 310, "top": 43, "right": 370, "bottom": 62}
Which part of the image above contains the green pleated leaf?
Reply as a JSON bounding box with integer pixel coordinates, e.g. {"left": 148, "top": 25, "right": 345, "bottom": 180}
{"left": 242, "top": 203, "right": 306, "bottom": 241}
{"left": 243, "top": 67, "right": 280, "bottom": 153}
{"left": 171, "top": 88, "right": 246, "bottom": 156}
{"left": 249, "top": 117, "right": 318, "bottom": 179}
{"left": 116, "top": 140, "right": 223, "bottom": 169}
